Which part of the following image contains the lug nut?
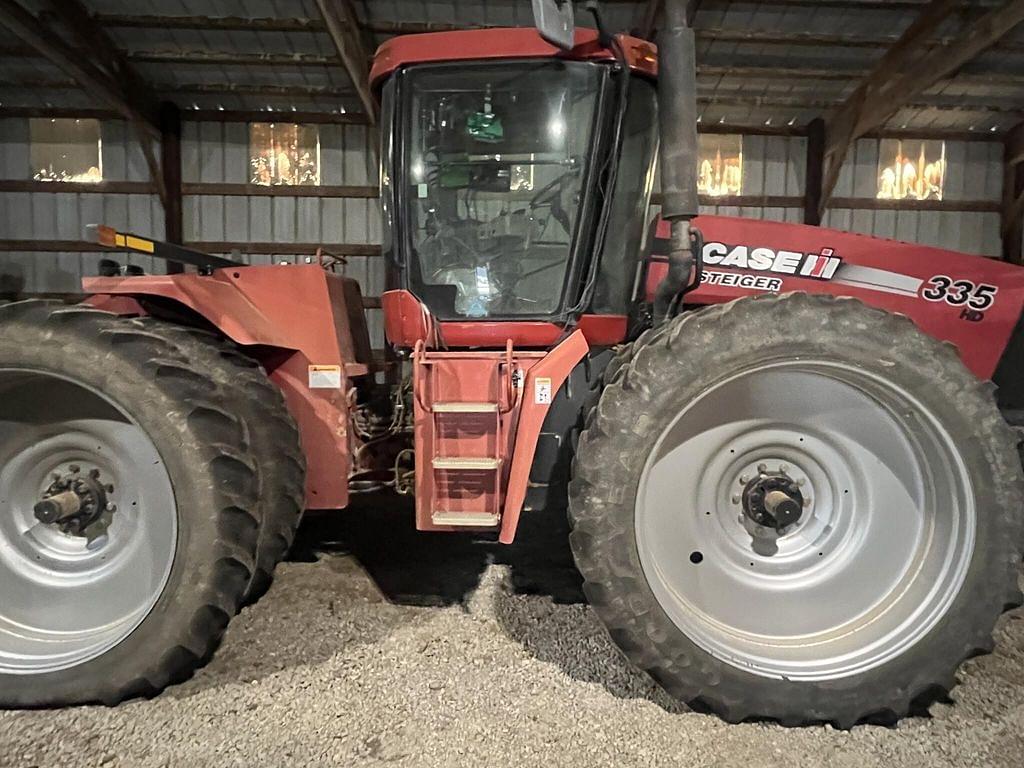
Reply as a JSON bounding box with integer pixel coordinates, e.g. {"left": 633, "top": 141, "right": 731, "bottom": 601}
{"left": 739, "top": 474, "right": 749, "bottom": 484}
{"left": 106, "top": 502, "right": 117, "bottom": 512}
{"left": 89, "top": 468, "right": 100, "bottom": 479}
{"left": 757, "top": 463, "right": 767, "bottom": 473}
{"left": 731, "top": 494, "right": 741, "bottom": 504}
{"left": 779, "top": 463, "right": 789, "bottom": 473}
{"left": 69, "top": 465, "right": 80, "bottom": 474}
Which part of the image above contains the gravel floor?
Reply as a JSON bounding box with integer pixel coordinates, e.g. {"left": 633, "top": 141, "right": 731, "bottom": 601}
{"left": 3, "top": 500, "right": 1024, "bottom": 768}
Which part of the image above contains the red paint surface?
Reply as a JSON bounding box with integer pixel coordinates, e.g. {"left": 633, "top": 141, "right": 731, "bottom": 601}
{"left": 382, "top": 290, "right": 627, "bottom": 348}
{"left": 370, "top": 27, "right": 658, "bottom": 87}
{"left": 410, "top": 330, "right": 588, "bottom": 539}
{"left": 381, "top": 289, "right": 437, "bottom": 347}
{"left": 499, "top": 329, "right": 589, "bottom": 543}
{"left": 412, "top": 345, "right": 544, "bottom": 532}
{"left": 83, "top": 265, "right": 368, "bottom": 509}
{"left": 646, "top": 215, "right": 1024, "bottom": 379}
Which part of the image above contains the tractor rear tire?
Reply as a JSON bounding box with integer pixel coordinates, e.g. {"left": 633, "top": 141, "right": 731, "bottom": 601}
{"left": 0, "top": 301, "right": 261, "bottom": 706}
{"left": 569, "top": 293, "right": 1024, "bottom": 727}
{"left": 133, "top": 319, "right": 306, "bottom": 604}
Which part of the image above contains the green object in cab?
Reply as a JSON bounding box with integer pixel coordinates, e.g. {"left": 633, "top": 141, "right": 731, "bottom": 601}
{"left": 466, "top": 110, "right": 504, "bottom": 143}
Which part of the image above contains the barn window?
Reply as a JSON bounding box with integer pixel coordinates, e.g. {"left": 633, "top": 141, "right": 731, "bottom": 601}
{"left": 876, "top": 139, "right": 945, "bottom": 201}
{"left": 697, "top": 134, "right": 743, "bottom": 197}
{"left": 249, "top": 123, "right": 320, "bottom": 186}
{"left": 30, "top": 118, "right": 102, "bottom": 183}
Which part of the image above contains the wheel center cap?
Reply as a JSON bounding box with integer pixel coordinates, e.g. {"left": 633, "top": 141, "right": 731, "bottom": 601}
{"left": 741, "top": 472, "right": 804, "bottom": 531}
{"left": 34, "top": 464, "right": 116, "bottom": 536}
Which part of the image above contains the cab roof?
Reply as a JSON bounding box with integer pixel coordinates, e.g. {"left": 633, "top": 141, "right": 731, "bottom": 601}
{"left": 369, "top": 27, "right": 658, "bottom": 88}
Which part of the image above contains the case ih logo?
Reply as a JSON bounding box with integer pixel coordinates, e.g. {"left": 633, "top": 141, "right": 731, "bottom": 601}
{"left": 702, "top": 242, "right": 842, "bottom": 281}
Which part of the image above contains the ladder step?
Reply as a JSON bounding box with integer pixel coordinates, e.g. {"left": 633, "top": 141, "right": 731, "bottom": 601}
{"left": 432, "top": 457, "right": 501, "bottom": 470}
{"left": 433, "top": 402, "right": 499, "bottom": 413}
{"left": 432, "top": 510, "right": 500, "bottom": 527}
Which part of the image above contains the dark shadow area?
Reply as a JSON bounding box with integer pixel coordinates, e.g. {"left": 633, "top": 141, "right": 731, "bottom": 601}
{"left": 291, "top": 492, "right": 586, "bottom": 606}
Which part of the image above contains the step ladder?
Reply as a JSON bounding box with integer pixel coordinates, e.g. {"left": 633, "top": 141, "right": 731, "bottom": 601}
{"left": 413, "top": 341, "right": 518, "bottom": 530}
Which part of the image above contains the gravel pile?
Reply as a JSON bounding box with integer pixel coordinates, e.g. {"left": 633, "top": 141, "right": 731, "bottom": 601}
{"left": 2, "top": 507, "right": 1023, "bottom": 768}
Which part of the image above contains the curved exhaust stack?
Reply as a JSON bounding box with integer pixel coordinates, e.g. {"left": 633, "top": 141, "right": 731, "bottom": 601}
{"left": 653, "top": 0, "right": 700, "bottom": 322}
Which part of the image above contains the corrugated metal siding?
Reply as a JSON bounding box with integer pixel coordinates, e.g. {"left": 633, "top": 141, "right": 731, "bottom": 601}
{"left": 0, "top": 119, "right": 1009, "bottom": 336}
{"left": 821, "top": 138, "right": 1004, "bottom": 256}
{"left": 0, "top": 117, "right": 166, "bottom": 293}
{"left": 651, "top": 134, "right": 806, "bottom": 221}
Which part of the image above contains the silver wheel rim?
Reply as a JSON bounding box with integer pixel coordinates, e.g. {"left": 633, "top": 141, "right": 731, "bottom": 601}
{"left": 635, "top": 360, "right": 975, "bottom": 681}
{"left": 0, "top": 368, "right": 177, "bottom": 674}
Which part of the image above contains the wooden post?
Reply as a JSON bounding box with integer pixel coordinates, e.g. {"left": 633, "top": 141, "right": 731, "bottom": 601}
{"left": 159, "top": 101, "right": 184, "bottom": 275}
{"left": 804, "top": 117, "right": 825, "bottom": 226}
{"left": 1003, "top": 122, "right": 1024, "bottom": 264}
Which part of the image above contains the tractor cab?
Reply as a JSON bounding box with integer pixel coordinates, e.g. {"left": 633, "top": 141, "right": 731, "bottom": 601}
{"left": 372, "top": 28, "right": 662, "bottom": 347}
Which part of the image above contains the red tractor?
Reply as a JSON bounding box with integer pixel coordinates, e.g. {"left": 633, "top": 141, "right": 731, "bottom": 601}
{"left": 2, "top": 1, "right": 1023, "bottom": 727}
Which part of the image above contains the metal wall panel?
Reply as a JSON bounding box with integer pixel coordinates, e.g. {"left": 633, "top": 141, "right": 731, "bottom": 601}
{"left": 822, "top": 138, "right": 1004, "bottom": 257}
{"left": 1, "top": 117, "right": 1010, "bottom": 307}
{"left": 1, "top": 118, "right": 166, "bottom": 291}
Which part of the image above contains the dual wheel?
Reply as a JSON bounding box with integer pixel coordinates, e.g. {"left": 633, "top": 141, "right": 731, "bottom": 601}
{"left": 0, "top": 302, "right": 304, "bottom": 706}
{"left": 570, "top": 293, "right": 1024, "bottom": 727}
{"left": 1, "top": 294, "right": 1020, "bottom": 726}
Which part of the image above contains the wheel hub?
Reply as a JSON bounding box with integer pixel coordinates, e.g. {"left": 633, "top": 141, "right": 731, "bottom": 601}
{"left": 740, "top": 469, "right": 804, "bottom": 532}
{"left": 34, "top": 464, "right": 116, "bottom": 535}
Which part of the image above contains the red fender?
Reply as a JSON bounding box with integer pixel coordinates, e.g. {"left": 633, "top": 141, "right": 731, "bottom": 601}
{"left": 83, "top": 265, "right": 372, "bottom": 509}
{"left": 499, "top": 329, "right": 590, "bottom": 543}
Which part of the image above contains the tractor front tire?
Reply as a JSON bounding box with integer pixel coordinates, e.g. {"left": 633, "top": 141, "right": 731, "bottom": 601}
{"left": 0, "top": 302, "right": 261, "bottom": 706}
{"left": 569, "top": 293, "right": 1024, "bottom": 727}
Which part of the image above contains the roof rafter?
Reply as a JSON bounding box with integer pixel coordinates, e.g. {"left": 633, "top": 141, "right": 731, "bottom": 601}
{"left": 819, "top": 0, "right": 1024, "bottom": 216}
{"left": 314, "top": 0, "right": 377, "bottom": 125}
{"left": 0, "top": 0, "right": 168, "bottom": 204}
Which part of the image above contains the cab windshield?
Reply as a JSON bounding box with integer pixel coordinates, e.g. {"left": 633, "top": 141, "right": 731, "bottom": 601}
{"left": 399, "top": 61, "right": 604, "bottom": 319}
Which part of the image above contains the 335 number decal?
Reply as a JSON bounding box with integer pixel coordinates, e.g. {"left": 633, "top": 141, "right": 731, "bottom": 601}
{"left": 921, "top": 275, "right": 998, "bottom": 310}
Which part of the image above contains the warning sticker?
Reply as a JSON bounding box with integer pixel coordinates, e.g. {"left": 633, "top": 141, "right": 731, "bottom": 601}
{"left": 308, "top": 364, "right": 342, "bottom": 389}
{"left": 534, "top": 377, "right": 552, "bottom": 405}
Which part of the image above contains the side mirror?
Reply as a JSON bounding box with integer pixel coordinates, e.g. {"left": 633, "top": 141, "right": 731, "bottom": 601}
{"left": 531, "top": 0, "right": 575, "bottom": 51}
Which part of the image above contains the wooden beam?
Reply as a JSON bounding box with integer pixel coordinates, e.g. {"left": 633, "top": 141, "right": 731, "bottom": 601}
{"left": 829, "top": 197, "right": 1001, "bottom": 212}
{"left": 181, "top": 183, "right": 378, "bottom": 198}
{"left": 125, "top": 51, "right": 339, "bottom": 68}
{"left": 96, "top": 14, "right": 326, "bottom": 33}
{"left": 191, "top": 242, "right": 381, "bottom": 257}
{"left": 1003, "top": 123, "right": 1024, "bottom": 263}
{"left": 0, "top": 0, "right": 168, "bottom": 207}
{"left": 160, "top": 102, "right": 184, "bottom": 275}
{"left": 0, "top": 0, "right": 157, "bottom": 131}
{"left": 700, "top": 121, "right": 807, "bottom": 137}
{"left": 820, "top": 0, "right": 1024, "bottom": 217}
{"left": 39, "top": 0, "right": 166, "bottom": 202}
{"left": 0, "top": 106, "right": 370, "bottom": 127}
{"left": 804, "top": 117, "right": 826, "bottom": 225}
{"left": 0, "top": 180, "right": 157, "bottom": 194}
{"left": 315, "top": 0, "right": 377, "bottom": 125}
{"left": 697, "top": 92, "right": 1016, "bottom": 114}
{"left": 695, "top": 27, "right": 1024, "bottom": 52}
{"left": 653, "top": 194, "right": 807, "bottom": 207}
{"left": 184, "top": 109, "right": 368, "bottom": 125}
{"left": 157, "top": 83, "right": 356, "bottom": 99}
